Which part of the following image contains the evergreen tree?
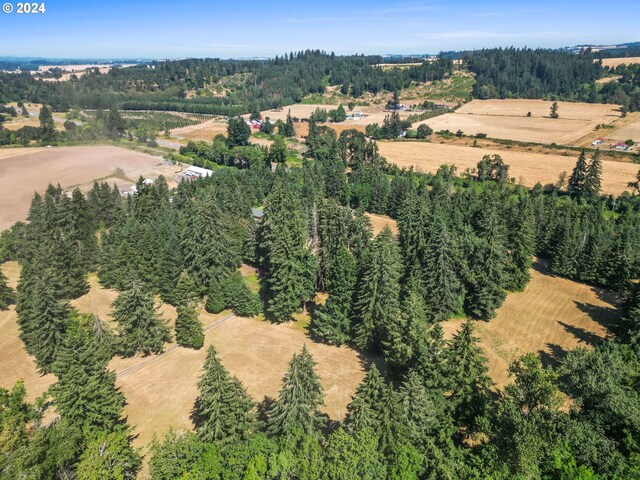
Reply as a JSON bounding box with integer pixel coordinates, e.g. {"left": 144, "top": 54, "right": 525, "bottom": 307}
{"left": 16, "top": 271, "right": 70, "bottom": 373}
{"left": 618, "top": 284, "right": 640, "bottom": 345}
{"left": 175, "top": 303, "right": 204, "bottom": 349}
{"left": 568, "top": 150, "right": 588, "bottom": 198}
{"left": 267, "top": 345, "right": 325, "bottom": 438}
{"left": 193, "top": 346, "right": 254, "bottom": 444}
{"left": 446, "top": 320, "right": 492, "bottom": 428}
{"left": 181, "top": 195, "right": 241, "bottom": 294}
{"left": 352, "top": 227, "right": 402, "bottom": 351}
{"left": 38, "top": 104, "right": 56, "bottom": 141}
{"left": 268, "top": 135, "right": 288, "bottom": 163}
{"left": 171, "top": 271, "right": 199, "bottom": 308}
{"left": 50, "top": 330, "right": 125, "bottom": 433}
{"left": 282, "top": 110, "right": 296, "bottom": 137}
{"left": 383, "top": 287, "right": 430, "bottom": 371}
{"left": 311, "top": 247, "right": 356, "bottom": 345}
{"left": 346, "top": 365, "right": 385, "bottom": 433}
{"left": 111, "top": 283, "right": 171, "bottom": 356}
{"left": 377, "top": 385, "right": 410, "bottom": 456}
{"left": 583, "top": 149, "right": 603, "bottom": 200}
{"left": 506, "top": 197, "right": 536, "bottom": 291}
{"left": 467, "top": 198, "right": 508, "bottom": 319}
{"left": 0, "top": 268, "right": 15, "bottom": 310}
{"left": 260, "top": 176, "right": 316, "bottom": 322}
{"left": 423, "top": 217, "right": 464, "bottom": 320}
{"left": 226, "top": 116, "right": 250, "bottom": 147}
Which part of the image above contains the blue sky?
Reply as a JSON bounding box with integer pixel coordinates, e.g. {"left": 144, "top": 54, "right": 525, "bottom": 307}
{"left": 0, "top": 0, "right": 638, "bottom": 59}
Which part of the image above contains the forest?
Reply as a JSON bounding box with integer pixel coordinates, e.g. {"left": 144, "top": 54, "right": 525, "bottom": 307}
{"left": 1, "top": 117, "right": 639, "bottom": 478}
{"left": 3, "top": 47, "right": 639, "bottom": 116}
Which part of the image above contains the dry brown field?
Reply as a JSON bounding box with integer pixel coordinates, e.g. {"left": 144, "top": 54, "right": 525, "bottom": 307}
{"left": 365, "top": 213, "right": 398, "bottom": 236}
{"left": 604, "top": 112, "right": 640, "bottom": 143}
{"left": 171, "top": 117, "right": 228, "bottom": 142}
{"left": 442, "top": 259, "right": 618, "bottom": 388}
{"left": 415, "top": 99, "right": 621, "bottom": 145}
{"left": 378, "top": 140, "right": 639, "bottom": 195}
{"left": 600, "top": 57, "right": 640, "bottom": 68}
{"left": 0, "top": 146, "right": 180, "bottom": 231}
{"left": 0, "top": 262, "right": 55, "bottom": 402}
{"left": 0, "top": 261, "right": 365, "bottom": 448}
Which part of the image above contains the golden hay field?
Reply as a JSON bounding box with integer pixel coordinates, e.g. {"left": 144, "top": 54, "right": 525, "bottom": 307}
{"left": 0, "top": 146, "right": 180, "bottom": 231}
{"left": 0, "top": 262, "right": 365, "bottom": 448}
{"left": 415, "top": 99, "right": 621, "bottom": 145}
{"left": 600, "top": 57, "right": 640, "bottom": 68}
{"left": 605, "top": 112, "right": 640, "bottom": 143}
{"left": 378, "top": 140, "right": 639, "bottom": 195}
{"left": 442, "top": 259, "right": 618, "bottom": 388}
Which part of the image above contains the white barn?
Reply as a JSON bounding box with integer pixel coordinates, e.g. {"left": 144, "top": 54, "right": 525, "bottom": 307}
{"left": 184, "top": 165, "right": 214, "bottom": 178}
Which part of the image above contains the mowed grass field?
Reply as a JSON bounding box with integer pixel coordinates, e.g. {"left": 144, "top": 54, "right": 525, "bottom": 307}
{"left": 442, "top": 259, "right": 618, "bottom": 388}
{"left": 0, "top": 262, "right": 365, "bottom": 448}
{"left": 0, "top": 146, "right": 180, "bottom": 231}
{"left": 378, "top": 140, "right": 639, "bottom": 195}
{"left": 415, "top": 99, "right": 621, "bottom": 145}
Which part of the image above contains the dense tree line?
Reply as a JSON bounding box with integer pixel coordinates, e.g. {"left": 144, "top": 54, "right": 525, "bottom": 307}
{"left": 0, "top": 51, "right": 452, "bottom": 115}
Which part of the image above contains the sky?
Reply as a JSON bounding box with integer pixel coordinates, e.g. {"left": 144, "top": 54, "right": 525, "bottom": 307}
{"left": 0, "top": 0, "right": 638, "bottom": 59}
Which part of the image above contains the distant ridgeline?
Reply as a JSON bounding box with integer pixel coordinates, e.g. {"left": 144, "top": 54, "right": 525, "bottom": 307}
{"left": 0, "top": 50, "right": 453, "bottom": 115}
{"left": 0, "top": 47, "right": 639, "bottom": 113}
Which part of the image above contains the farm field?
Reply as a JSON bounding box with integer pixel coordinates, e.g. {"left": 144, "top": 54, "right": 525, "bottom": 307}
{"left": 0, "top": 261, "right": 366, "bottom": 448}
{"left": 442, "top": 259, "right": 618, "bottom": 388}
{"left": 600, "top": 56, "right": 640, "bottom": 67}
{"left": 0, "top": 146, "right": 179, "bottom": 231}
{"left": 171, "top": 116, "right": 229, "bottom": 142}
{"left": 377, "top": 140, "right": 639, "bottom": 195}
{"left": 604, "top": 111, "right": 640, "bottom": 143}
{"left": 415, "top": 99, "right": 621, "bottom": 145}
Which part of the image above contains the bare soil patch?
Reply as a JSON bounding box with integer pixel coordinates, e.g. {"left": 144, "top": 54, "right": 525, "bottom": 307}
{"left": 416, "top": 99, "right": 621, "bottom": 145}
{"left": 0, "top": 146, "right": 180, "bottom": 231}
{"left": 443, "top": 259, "right": 618, "bottom": 388}
{"left": 378, "top": 140, "right": 638, "bottom": 195}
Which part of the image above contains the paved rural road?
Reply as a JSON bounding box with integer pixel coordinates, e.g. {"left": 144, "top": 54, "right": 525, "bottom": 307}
{"left": 115, "top": 313, "right": 236, "bottom": 378}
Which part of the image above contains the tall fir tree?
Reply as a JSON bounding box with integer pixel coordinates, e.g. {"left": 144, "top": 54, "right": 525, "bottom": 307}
{"left": 423, "top": 216, "right": 464, "bottom": 320}
{"left": 15, "top": 270, "right": 70, "bottom": 373}
{"left": 583, "top": 149, "right": 603, "bottom": 200}
{"left": 267, "top": 345, "right": 325, "bottom": 438}
{"left": 175, "top": 303, "right": 204, "bottom": 349}
{"left": 383, "top": 287, "right": 430, "bottom": 371}
{"left": 260, "top": 175, "right": 316, "bottom": 322}
{"left": 111, "top": 282, "right": 171, "bottom": 356}
{"left": 346, "top": 364, "right": 386, "bottom": 434}
{"left": 50, "top": 329, "right": 126, "bottom": 433}
{"left": 311, "top": 247, "right": 356, "bottom": 345}
{"left": 567, "top": 150, "right": 588, "bottom": 198}
{"left": 446, "top": 320, "right": 492, "bottom": 428}
{"left": 0, "top": 268, "right": 15, "bottom": 310}
{"left": 193, "top": 346, "right": 254, "bottom": 444}
{"left": 181, "top": 195, "right": 241, "bottom": 294}
{"left": 352, "top": 227, "right": 402, "bottom": 351}
{"left": 506, "top": 197, "right": 536, "bottom": 292}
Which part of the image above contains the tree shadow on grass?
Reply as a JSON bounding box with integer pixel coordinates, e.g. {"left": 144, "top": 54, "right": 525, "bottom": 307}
{"left": 538, "top": 342, "right": 568, "bottom": 369}
{"left": 558, "top": 321, "right": 605, "bottom": 346}
{"left": 574, "top": 300, "right": 619, "bottom": 333}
